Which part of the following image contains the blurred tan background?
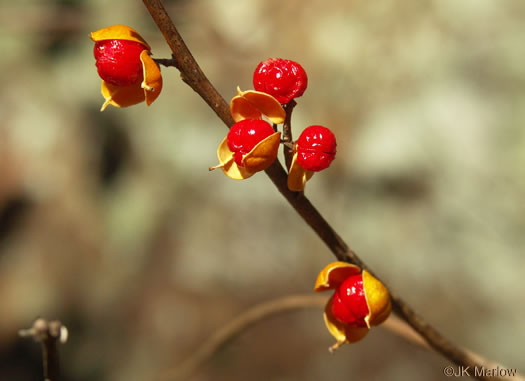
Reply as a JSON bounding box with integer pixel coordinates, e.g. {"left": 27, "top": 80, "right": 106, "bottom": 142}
{"left": 0, "top": 0, "right": 524, "bottom": 380}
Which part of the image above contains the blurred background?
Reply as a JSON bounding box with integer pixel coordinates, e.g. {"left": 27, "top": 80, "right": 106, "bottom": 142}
{"left": 0, "top": 0, "right": 524, "bottom": 380}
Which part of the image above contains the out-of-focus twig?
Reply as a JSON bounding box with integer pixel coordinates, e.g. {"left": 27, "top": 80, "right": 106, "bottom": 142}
{"left": 157, "top": 295, "right": 326, "bottom": 381}
{"left": 19, "top": 318, "right": 68, "bottom": 381}
{"left": 158, "top": 294, "right": 524, "bottom": 381}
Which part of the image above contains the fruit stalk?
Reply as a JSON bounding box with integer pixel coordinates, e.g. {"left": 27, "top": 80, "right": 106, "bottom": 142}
{"left": 282, "top": 99, "right": 296, "bottom": 171}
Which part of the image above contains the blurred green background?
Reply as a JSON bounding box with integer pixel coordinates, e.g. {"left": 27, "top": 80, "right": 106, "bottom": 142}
{"left": 0, "top": 0, "right": 524, "bottom": 380}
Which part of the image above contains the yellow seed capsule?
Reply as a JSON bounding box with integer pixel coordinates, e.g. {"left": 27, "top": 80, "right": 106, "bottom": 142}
{"left": 363, "top": 270, "right": 392, "bottom": 328}
{"left": 314, "top": 262, "right": 391, "bottom": 350}
{"left": 91, "top": 25, "right": 162, "bottom": 111}
{"left": 230, "top": 87, "right": 286, "bottom": 124}
{"left": 209, "top": 119, "right": 281, "bottom": 180}
{"left": 90, "top": 25, "right": 151, "bottom": 49}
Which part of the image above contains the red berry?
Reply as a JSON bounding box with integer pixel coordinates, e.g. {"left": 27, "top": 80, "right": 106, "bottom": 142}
{"left": 296, "top": 125, "right": 336, "bottom": 171}
{"left": 227, "top": 119, "right": 275, "bottom": 166}
{"left": 94, "top": 39, "right": 146, "bottom": 86}
{"left": 331, "top": 274, "right": 369, "bottom": 327}
{"left": 253, "top": 58, "right": 308, "bottom": 104}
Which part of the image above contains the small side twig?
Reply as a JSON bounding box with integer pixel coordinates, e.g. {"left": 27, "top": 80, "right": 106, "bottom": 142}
{"left": 19, "top": 318, "right": 68, "bottom": 381}
{"left": 154, "top": 55, "right": 180, "bottom": 69}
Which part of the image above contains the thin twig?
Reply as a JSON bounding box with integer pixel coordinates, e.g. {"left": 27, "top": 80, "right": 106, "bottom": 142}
{"left": 141, "top": 1, "right": 508, "bottom": 379}
{"left": 157, "top": 295, "right": 326, "bottom": 381}
{"left": 19, "top": 318, "right": 68, "bottom": 381}
{"left": 154, "top": 55, "right": 179, "bottom": 69}
{"left": 142, "top": 0, "right": 234, "bottom": 126}
{"left": 157, "top": 295, "right": 524, "bottom": 381}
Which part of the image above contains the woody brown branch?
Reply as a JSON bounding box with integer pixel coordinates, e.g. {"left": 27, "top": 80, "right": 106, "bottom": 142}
{"left": 141, "top": 1, "right": 503, "bottom": 380}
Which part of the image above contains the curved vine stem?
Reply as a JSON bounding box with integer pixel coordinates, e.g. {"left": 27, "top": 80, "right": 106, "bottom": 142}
{"left": 157, "top": 295, "right": 326, "bottom": 381}
{"left": 142, "top": 1, "right": 508, "bottom": 380}
{"left": 156, "top": 295, "right": 523, "bottom": 381}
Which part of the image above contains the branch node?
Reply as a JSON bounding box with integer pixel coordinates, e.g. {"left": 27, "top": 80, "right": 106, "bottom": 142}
{"left": 19, "top": 318, "right": 67, "bottom": 381}
{"left": 19, "top": 318, "right": 68, "bottom": 344}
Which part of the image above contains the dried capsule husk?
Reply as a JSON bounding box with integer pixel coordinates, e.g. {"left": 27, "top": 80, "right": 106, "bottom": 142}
{"left": 210, "top": 132, "right": 281, "bottom": 180}
{"left": 314, "top": 261, "right": 361, "bottom": 292}
{"left": 100, "top": 50, "right": 162, "bottom": 111}
{"left": 101, "top": 81, "right": 145, "bottom": 111}
{"left": 91, "top": 25, "right": 162, "bottom": 111}
{"left": 90, "top": 25, "right": 151, "bottom": 50}
{"left": 363, "top": 270, "right": 392, "bottom": 328}
{"left": 287, "top": 151, "right": 314, "bottom": 192}
{"left": 230, "top": 87, "right": 285, "bottom": 124}
{"left": 323, "top": 296, "right": 369, "bottom": 351}
{"left": 314, "top": 262, "right": 391, "bottom": 351}
{"left": 211, "top": 136, "right": 252, "bottom": 179}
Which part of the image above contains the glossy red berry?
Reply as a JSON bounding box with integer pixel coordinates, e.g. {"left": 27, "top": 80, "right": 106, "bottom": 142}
{"left": 253, "top": 58, "right": 308, "bottom": 104}
{"left": 94, "top": 39, "right": 146, "bottom": 86}
{"left": 331, "top": 274, "right": 369, "bottom": 327}
{"left": 227, "top": 119, "right": 275, "bottom": 166}
{"left": 296, "top": 125, "right": 336, "bottom": 171}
